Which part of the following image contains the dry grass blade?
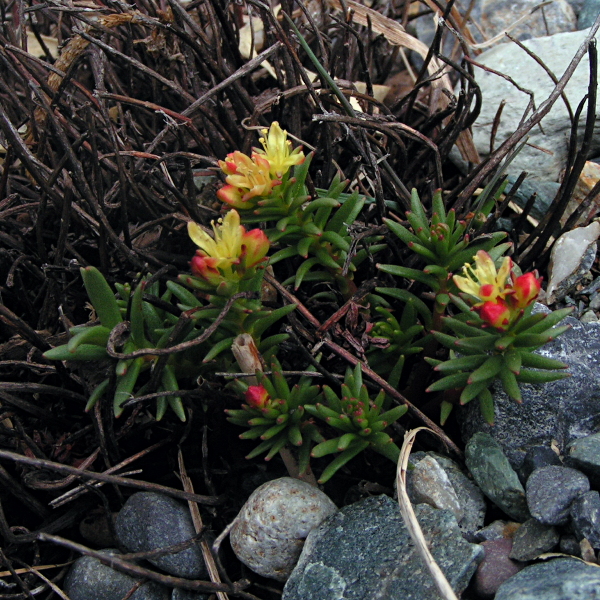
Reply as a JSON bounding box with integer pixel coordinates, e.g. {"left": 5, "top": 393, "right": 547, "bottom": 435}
{"left": 396, "top": 427, "right": 459, "bottom": 600}
{"left": 178, "top": 450, "right": 229, "bottom": 600}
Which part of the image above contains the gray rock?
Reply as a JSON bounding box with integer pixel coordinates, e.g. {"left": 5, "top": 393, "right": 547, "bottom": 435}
{"left": 407, "top": 451, "right": 486, "bottom": 541}
{"left": 63, "top": 550, "right": 170, "bottom": 600}
{"left": 504, "top": 176, "right": 561, "bottom": 222}
{"left": 282, "top": 496, "right": 483, "bottom": 600}
{"left": 480, "top": 0, "right": 575, "bottom": 42}
{"left": 495, "top": 557, "right": 600, "bottom": 599}
{"left": 470, "top": 29, "right": 600, "bottom": 182}
{"left": 509, "top": 518, "right": 559, "bottom": 561}
{"left": 567, "top": 432, "right": 600, "bottom": 482}
{"left": 560, "top": 534, "right": 582, "bottom": 556}
{"left": 578, "top": 0, "right": 600, "bottom": 28}
{"left": 460, "top": 312, "right": 600, "bottom": 469}
{"left": 115, "top": 492, "right": 206, "bottom": 579}
{"left": 570, "top": 490, "right": 600, "bottom": 547}
{"left": 518, "top": 445, "right": 562, "bottom": 484}
{"left": 526, "top": 466, "right": 590, "bottom": 525}
{"left": 465, "top": 433, "right": 530, "bottom": 521}
{"left": 474, "top": 538, "right": 525, "bottom": 599}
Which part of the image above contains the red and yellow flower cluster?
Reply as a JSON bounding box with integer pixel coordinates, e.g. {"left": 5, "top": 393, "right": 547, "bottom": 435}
{"left": 217, "top": 122, "right": 305, "bottom": 209}
{"left": 188, "top": 209, "right": 269, "bottom": 288}
{"left": 453, "top": 251, "right": 542, "bottom": 330}
{"left": 245, "top": 384, "right": 271, "bottom": 409}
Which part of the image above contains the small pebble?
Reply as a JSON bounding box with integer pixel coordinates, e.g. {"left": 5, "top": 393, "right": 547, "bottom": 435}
{"left": 64, "top": 550, "right": 169, "bottom": 600}
{"left": 115, "top": 492, "right": 207, "bottom": 579}
{"left": 526, "top": 466, "right": 590, "bottom": 525}
{"left": 560, "top": 534, "right": 581, "bottom": 557}
{"left": 518, "top": 445, "right": 562, "bottom": 485}
{"left": 474, "top": 520, "right": 520, "bottom": 543}
{"left": 230, "top": 477, "right": 337, "bottom": 581}
{"left": 509, "top": 518, "right": 559, "bottom": 561}
{"left": 474, "top": 538, "right": 524, "bottom": 599}
{"left": 571, "top": 490, "right": 600, "bottom": 548}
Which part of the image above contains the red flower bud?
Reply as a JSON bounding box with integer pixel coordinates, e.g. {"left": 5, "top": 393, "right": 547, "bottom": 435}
{"left": 241, "top": 228, "right": 270, "bottom": 268}
{"left": 511, "top": 272, "right": 542, "bottom": 309}
{"left": 245, "top": 385, "right": 270, "bottom": 409}
{"left": 477, "top": 299, "right": 512, "bottom": 330}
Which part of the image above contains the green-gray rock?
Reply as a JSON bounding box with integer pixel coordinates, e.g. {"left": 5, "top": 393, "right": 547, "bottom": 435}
{"left": 465, "top": 433, "right": 530, "bottom": 521}
{"left": 567, "top": 433, "right": 600, "bottom": 483}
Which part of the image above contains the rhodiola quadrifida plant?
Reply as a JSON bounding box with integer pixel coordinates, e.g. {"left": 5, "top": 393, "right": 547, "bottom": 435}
{"left": 41, "top": 121, "right": 572, "bottom": 483}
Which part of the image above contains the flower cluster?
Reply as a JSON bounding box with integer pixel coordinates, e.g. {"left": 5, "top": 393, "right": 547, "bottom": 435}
{"left": 217, "top": 122, "right": 305, "bottom": 209}
{"left": 188, "top": 209, "right": 269, "bottom": 292}
{"left": 453, "top": 251, "right": 542, "bottom": 330}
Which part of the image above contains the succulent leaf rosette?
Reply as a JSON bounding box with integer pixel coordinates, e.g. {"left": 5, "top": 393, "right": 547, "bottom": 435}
{"left": 427, "top": 250, "right": 572, "bottom": 424}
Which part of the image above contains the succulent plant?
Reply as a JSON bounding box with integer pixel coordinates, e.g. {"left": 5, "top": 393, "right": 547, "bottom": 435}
{"left": 304, "top": 364, "right": 407, "bottom": 483}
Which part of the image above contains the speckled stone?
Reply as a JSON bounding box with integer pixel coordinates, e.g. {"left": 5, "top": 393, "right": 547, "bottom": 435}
{"left": 570, "top": 490, "right": 600, "bottom": 548}
{"left": 509, "top": 518, "right": 559, "bottom": 561}
{"left": 526, "top": 466, "right": 590, "bottom": 525}
{"left": 465, "top": 432, "right": 530, "bottom": 521}
{"left": 495, "top": 558, "right": 600, "bottom": 599}
{"left": 282, "top": 496, "right": 484, "bottom": 600}
{"left": 517, "top": 445, "right": 562, "bottom": 485}
{"left": 63, "top": 550, "right": 170, "bottom": 600}
{"left": 567, "top": 433, "right": 600, "bottom": 483}
{"left": 230, "top": 477, "right": 338, "bottom": 582}
{"left": 115, "top": 492, "right": 207, "bottom": 579}
{"left": 474, "top": 538, "right": 525, "bottom": 599}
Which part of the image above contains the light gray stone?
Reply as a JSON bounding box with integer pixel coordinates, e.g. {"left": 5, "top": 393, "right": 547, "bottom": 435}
{"left": 570, "top": 490, "right": 600, "bottom": 547}
{"left": 509, "top": 518, "right": 559, "bottom": 561}
{"left": 495, "top": 557, "right": 600, "bottom": 599}
{"left": 230, "top": 477, "right": 337, "bottom": 582}
{"left": 282, "top": 496, "right": 483, "bottom": 600}
{"left": 115, "top": 492, "right": 207, "bottom": 579}
{"left": 470, "top": 28, "right": 600, "bottom": 182}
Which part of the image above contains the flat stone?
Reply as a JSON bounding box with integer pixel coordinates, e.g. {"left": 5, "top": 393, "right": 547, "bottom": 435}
{"left": 282, "top": 496, "right": 483, "bottom": 600}
{"left": 460, "top": 310, "right": 600, "bottom": 469}
{"left": 474, "top": 538, "right": 525, "bottom": 599}
{"left": 115, "top": 492, "right": 207, "bottom": 579}
{"left": 570, "top": 490, "right": 600, "bottom": 548}
{"left": 578, "top": 0, "right": 600, "bottom": 28}
{"left": 495, "top": 557, "right": 600, "bottom": 599}
{"left": 560, "top": 534, "right": 582, "bottom": 556}
{"left": 63, "top": 550, "right": 170, "bottom": 600}
{"left": 567, "top": 433, "right": 600, "bottom": 483}
{"left": 526, "top": 466, "right": 590, "bottom": 525}
{"left": 470, "top": 30, "right": 600, "bottom": 182}
{"left": 509, "top": 519, "right": 559, "bottom": 561}
{"left": 465, "top": 433, "right": 530, "bottom": 521}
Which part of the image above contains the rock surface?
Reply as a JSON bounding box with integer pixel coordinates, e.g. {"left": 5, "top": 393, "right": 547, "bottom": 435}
{"left": 526, "top": 466, "right": 590, "bottom": 525}
{"left": 460, "top": 311, "right": 600, "bottom": 469}
{"left": 282, "top": 495, "right": 483, "bottom": 600}
{"left": 115, "top": 492, "right": 206, "bottom": 579}
{"left": 230, "top": 477, "right": 337, "bottom": 582}
{"left": 567, "top": 432, "right": 600, "bottom": 482}
{"left": 465, "top": 432, "right": 530, "bottom": 521}
{"left": 63, "top": 550, "right": 170, "bottom": 600}
{"left": 495, "top": 557, "right": 600, "bottom": 599}
{"left": 470, "top": 29, "right": 600, "bottom": 182}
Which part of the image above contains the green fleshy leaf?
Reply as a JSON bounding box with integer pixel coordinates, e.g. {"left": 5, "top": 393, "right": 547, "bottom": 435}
{"left": 503, "top": 350, "right": 522, "bottom": 375}
{"left": 80, "top": 267, "right": 123, "bottom": 330}
{"left": 435, "top": 354, "right": 488, "bottom": 373}
{"left": 312, "top": 437, "right": 343, "bottom": 458}
{"left": 500, "top": 368, "right": 522, "bottom": 402}
{"left": 376, "top": 265, "right": 439, "bottom": 290}
{"left": 440, "top": 400, "right": 453, "bottom": 425}
{"left": 114, "top": 357, "right": 143, "bottom": 417}
{"left": 460, "top": 380, "right": 491, "bottom": 404}
{"left": 85, "top": 378, "right": 110, "bottom": 412}
{"left": 526, "top": 307, "right": 574, "bottom": 333}
{"left": 44, "top": 344, "right": 109, "bottom": 362}
{"left": 468, "top": 355, "right": 503, "bottom": 384}
{"left": 443, "top": 316, "right": 490, "bottom": 337}
{"left": 383, "top": 218, "right": 422, "bottom": 246}
{"left": 318, "top": 440, "right": 370, "bottom": 484}
{"left": 516, "top": 369, "right": 570, "bottom": 384}
{"left": 66, "top": 325, "right": 111, "bottom": 353}
{"left": 519, "top": 352, "right": 569, "bottom": 370}
{"left": 326, "top": 190, "right": 364, "bottom": 233}
{"left": 426, "top": 372, "right": 470, "bottom": 393}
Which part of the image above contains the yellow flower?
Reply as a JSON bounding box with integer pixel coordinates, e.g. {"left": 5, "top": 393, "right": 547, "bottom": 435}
{"left": 453, "top": 251, "right": 512, "bottom": 305}
{"left": 218, "top": 151, "right": 275, "bottom": 204}
{"left": 255, "top": 122, "right": 305, "bottom": 178}
{"left": 187, "top": 210, "right": 270, "bottom": 288}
